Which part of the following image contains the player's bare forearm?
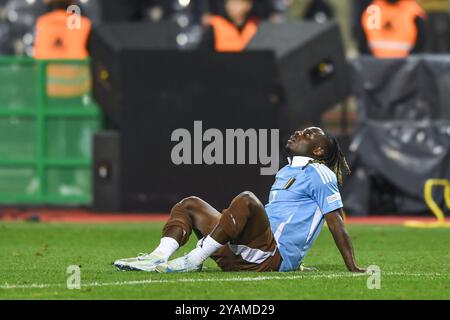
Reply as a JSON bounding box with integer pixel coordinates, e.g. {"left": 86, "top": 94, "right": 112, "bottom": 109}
{"left": 325, "top": 209, "right": 365, "bottom": 273}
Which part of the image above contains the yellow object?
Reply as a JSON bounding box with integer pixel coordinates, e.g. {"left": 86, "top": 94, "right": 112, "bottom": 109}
{"left": 404, "top": 179, "right": 450, "bottom": 228}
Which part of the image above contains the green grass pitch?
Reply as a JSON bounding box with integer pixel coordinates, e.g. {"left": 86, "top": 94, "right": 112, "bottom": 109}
{"left": 0, "top": 221, "right": 449, "bottom": 299}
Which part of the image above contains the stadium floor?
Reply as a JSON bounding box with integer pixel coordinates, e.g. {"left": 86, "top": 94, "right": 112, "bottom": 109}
{"left": 1, "top": 221, "right": 449, "bottom": 299}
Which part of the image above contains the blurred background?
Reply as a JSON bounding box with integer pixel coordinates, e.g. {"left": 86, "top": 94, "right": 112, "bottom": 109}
{"left": 0, "top": 0, "right": 449, "bottom": 220}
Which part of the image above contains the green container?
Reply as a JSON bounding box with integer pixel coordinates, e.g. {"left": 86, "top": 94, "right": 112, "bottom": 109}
{"left": 45, "top": 117, "right": 100, "bottom": 160}
{"left": 46, "top": 168, "right": 91, "bottom": 203}
{"left": 0, "top": 60, "right": 37, "bottom": 110}
{"left": 0, "top": 167, "right": 38, "bottom": 198}
{"left": 0, "top": 57, "right": 102, "bottom": 205}
{"left": 0, "top": 117, "right": 37, "bottom": 160}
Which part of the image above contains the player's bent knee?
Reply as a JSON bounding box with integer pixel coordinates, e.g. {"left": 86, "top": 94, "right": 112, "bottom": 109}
{"left": 179, "top": 196, "right": 203, "bottom": 211}
{"left": 238, "top": 191, "right": 256, "bottom": 199}
{"left": 237, "top": 191, "right": 259, "bottom": 205}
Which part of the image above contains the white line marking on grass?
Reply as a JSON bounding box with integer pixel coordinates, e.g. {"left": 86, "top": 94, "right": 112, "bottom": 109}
{"left": 1, "top": 283, "right": 54, "bottom": 289}
{"left": 0, "top": 272, "right": 447, "bottom": 290}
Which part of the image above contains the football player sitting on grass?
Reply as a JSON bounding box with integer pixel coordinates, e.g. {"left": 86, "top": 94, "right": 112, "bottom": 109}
{"left": 115, "top": 127, "right": 366, "bottom": 273}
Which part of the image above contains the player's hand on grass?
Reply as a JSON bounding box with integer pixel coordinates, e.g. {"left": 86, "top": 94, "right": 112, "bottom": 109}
{"left": 299, "top": 263, "right": 318, "bottom": 272}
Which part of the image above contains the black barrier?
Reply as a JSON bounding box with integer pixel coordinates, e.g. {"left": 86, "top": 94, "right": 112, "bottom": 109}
{"left": 248, "top": 21, "right": 350, "bottom": 133}
{"left": 93, "top": 51, "right": 280, "bottom": 211}
{"left": 344, "top": 55, "right": 450, "bottom": 215}
{"left": 91, "top": 22, "right": 349, "bottom": 212}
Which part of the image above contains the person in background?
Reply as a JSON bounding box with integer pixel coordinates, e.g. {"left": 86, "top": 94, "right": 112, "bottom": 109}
{"left": 360, "top": 0, "right": 427, "bottom": 58}
{"left": 202, "top": 0, "right": 285, "bottom": 25}
{"left": 34, "top": 0, "right": 91, "bottom": 59}
{"left": 34, "top": 0, "right": 92, "bottom": 98}
{"left": 200, "top": 0, "right": 259, "bottom": 52}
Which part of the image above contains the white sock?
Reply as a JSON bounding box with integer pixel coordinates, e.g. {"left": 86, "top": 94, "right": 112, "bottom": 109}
{"left": 188, "top": 235, "right": 223, "bottom": 265}
{"left": 153, "top": 237, "right": 180, "bottom": 260}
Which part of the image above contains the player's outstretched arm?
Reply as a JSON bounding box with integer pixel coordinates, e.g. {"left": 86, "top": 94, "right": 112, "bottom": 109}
{"left": 325, "top": 209, "right": 366, "bottom": 273}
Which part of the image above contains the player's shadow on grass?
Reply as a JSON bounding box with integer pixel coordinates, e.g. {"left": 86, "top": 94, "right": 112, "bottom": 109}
{"left": 200, "top": 264, "right": 343, "bottom": 274}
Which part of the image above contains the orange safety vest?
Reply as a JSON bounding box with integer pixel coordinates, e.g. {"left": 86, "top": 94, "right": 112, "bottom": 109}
{"left": 34, "top": 9, "right": 92, "bottom": 60}
{"left": 209, "top": 15, "right": 259, "bottom": 52}
{"left": 362, "top": 0, "right": 426, "bottom": 58}
{"left": 34, "top": 10, "right": 92, "bottom": 98}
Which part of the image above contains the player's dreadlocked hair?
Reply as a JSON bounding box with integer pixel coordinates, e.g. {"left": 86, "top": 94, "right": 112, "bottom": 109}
{"left": 303, "top": 135, "right": 351, "bottom": 187}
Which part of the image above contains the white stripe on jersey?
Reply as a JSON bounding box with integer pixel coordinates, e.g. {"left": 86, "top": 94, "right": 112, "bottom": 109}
{"left": 312, "top": 164, "right": 334, "bottom": 184}
{"left": 321, "top": 166, "right": 333, "bottom": 183}
{"left": 311, "top": 164, "right": 328, "bottom": 184}
{"left": 319, "top": 166, "right": 332, "bottom": 183}
{"left": 274, "top": 213, "right": 294, "bottom": 245}
{"left": 306, "top": 206, "right": 322, "bottom": 243}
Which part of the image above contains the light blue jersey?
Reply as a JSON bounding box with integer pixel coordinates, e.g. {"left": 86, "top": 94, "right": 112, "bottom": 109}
{"left": 265, "top": 156, "right": 343, "bottom": 272}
